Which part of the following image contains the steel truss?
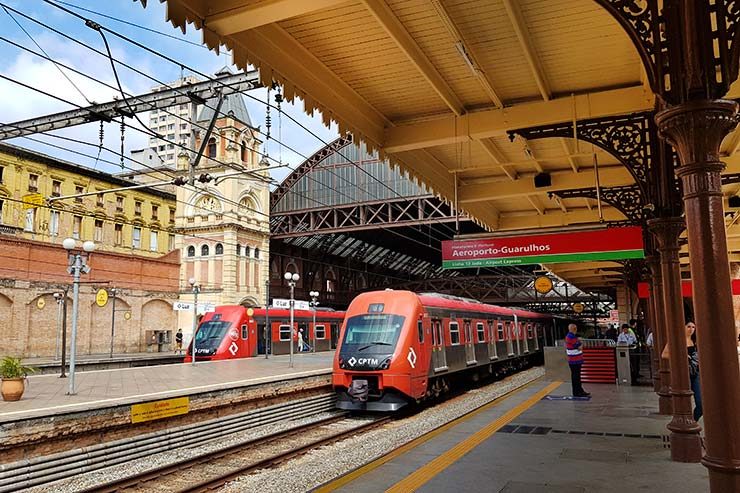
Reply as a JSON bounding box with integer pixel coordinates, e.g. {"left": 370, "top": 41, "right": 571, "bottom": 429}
{"left": 271, "top": 195, "right": 468, "bottom": 238}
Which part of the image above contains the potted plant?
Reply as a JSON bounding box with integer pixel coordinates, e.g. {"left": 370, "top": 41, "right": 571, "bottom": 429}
{"left": 1, "top": 356, "right": 36, "bottom": 401}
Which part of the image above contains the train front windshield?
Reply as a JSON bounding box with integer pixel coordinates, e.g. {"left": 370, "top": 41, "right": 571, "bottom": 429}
{"left": 341, "top": 314, "right": 405, "bottom": 351}
{"left": 194, "top": 321, "right": 232, "bottom": 351}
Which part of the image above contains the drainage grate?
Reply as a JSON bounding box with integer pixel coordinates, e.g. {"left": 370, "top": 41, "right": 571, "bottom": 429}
{"left": 499, "top": 424, "right": 667, "bottom": 442}
{"left": 497, "top": 424, "right": 552, "bottom": 435}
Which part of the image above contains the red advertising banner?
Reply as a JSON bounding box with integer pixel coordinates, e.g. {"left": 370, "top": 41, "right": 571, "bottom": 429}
{"left": 638, "top": 280, "right": 740, "bottom": 298}
{"left": 442, "top": 226, "right": 644, "bottom": 269}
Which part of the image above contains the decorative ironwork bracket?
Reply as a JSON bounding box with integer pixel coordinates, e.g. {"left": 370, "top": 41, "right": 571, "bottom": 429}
{"left": 508, "top": 112, "right": 657, "bottom": 197}
{"left": 596, "top": 0, "right": 740, "bottom": 103}
{"left": 551, "top": 185, "right": 644, "bottom": 223}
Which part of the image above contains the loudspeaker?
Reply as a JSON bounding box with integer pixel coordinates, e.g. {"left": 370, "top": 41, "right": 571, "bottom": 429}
{"left": 729, "top": 196, "right": 740, "bottom": 208}
{"left": 534, "top": 172, "right": 551, "bottom": 188}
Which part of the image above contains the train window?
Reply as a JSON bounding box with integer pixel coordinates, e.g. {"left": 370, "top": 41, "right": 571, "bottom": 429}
{"left": 476, "top": 323, "right": 485, "bottom": 343}
{"left": 527, "top": 324, "right": 533, "bottom": 338}
{"left": 417, "top": 320, "right": 424, "bottom": 343}
{"left": 279, "top": 325, "right": 291, "bottom": 341}
{"left": 315, "top": 325, "right": 326, "bottom": 339}
{"left": 449, "top": 322, "right": 460, "bottom": 345}
{"left": 498, "top": 323, "right": 505, "bottom": 340}
{"left": 241, "top": 324, "right": 248, "bottom": 339}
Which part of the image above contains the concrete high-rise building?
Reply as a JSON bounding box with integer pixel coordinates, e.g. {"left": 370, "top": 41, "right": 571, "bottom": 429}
{"left": 146, "top": 75, "right": 201, "bottom": 168}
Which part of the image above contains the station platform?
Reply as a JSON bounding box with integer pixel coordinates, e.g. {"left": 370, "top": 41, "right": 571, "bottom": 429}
{"left": 1, "top": 352, "right": 334, "bottom": 461}
{"left": 323, "top": 380, "right": 707, "bottom": 493}
{"left": 1, "top": 352, "right": 334, "bottom": 423}
{"left": 22, "top": 351, "right": 185, "bottom": 375}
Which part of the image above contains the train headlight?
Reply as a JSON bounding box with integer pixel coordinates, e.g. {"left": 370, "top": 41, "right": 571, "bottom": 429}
{"left": 380, "top": 357, "right": 392, "bottom": 370}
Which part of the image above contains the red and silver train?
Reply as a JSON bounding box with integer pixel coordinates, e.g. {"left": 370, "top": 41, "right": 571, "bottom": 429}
{"left": 185, "top": 305, "right": 345, "bottom": 362}
{"left": 333, "top": 290, "right": 553, "bottom": 411}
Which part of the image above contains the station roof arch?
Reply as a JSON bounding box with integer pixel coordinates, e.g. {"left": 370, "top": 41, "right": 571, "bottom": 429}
{"left": 140, "top": 0, "right": 740, "bottom": 291}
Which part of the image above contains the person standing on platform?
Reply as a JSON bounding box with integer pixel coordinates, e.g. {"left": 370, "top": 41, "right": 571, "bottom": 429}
{"left": 565, "top": 324, "right": 590, "bottom": 397}
{"left": 605, "top": 324, "right": 618, "bottom": 342}
{"left": 297, "top": 328, "right": 305, "bottom": 352}
{"left": 686, "top": 321, "right": 702, "bottom": 421}
{"left": 175, "top": 329, "right": 183, "bottom": 354}
{"left": 617, "top": 324, "right": 637, "bottom": 346}
{"left": 617, "top": 324, "right": 639, "bottom": 383}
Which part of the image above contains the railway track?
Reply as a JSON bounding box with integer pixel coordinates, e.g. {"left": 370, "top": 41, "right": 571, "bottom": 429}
{"left": 82, "top": 414, "right": 391, "bottom": 493}
{"left": 0, "top": 393, "right": 336, "bottom": 493}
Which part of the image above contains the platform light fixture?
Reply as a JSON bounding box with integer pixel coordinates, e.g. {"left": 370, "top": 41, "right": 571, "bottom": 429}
{"left": 284, "top": 271, "right": 300, "bottom": 368}
{"left": 309, "top": 291, "right": 320, "bottom": 353}
{"left": 188, "top": 277, "right": 200, "bottom": 366}
{"left": 62, "top": 238, "right": 95, "bottom": 395}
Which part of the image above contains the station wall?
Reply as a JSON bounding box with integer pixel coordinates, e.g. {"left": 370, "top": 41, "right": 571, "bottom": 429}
{"left": 0, "top": 236, "right": 180, "bottom": 358}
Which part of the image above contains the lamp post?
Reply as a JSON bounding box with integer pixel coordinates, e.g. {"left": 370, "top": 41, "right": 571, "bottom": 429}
{"left": 309, "top": 290, "right": 319, "bottom": 353}
{"left": 264, "top": 278, "right": 270, "bottom": 360}
{"left": 284, "top": 271, "right": 300, "bottom": 368}
{"left": 189, "top": 277, "right": 200, "bottom": 365}
{"left": 62, "top": 238, "right": 95, "bottom": 395}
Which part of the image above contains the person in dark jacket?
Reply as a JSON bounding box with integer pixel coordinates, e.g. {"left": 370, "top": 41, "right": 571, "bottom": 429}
{"left": 565, "top": 324, "right": 590, "bottom": 397}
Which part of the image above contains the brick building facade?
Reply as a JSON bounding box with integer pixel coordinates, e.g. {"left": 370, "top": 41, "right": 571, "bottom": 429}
{"left": 0, "top": 236, "right": 180, "bottom": 358}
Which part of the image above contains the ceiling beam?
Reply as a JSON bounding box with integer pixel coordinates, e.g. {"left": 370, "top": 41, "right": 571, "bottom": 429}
{"left": 230, "top": 24, "right": 388, "bottom": 146}
{"left": 560, "top": 138, "right": 579, "bottom": 173}
{"left": 478, "top": 139, "right": 518, "bottom": 180}
{"left": 361, "top": 0, "right": 465, "bottom": 116}
{"left": 204, "top": 0, "right": 348, "bottom": 35}
{"left": 459, "top": 165, "right": 632, "bottom": 203}
{"left": 502, "top": 0, "right": 551, "bottom": 100}
{"left": 383, "top": 86, "right": 654, "bottom": 153}
{"left": 429, "top": 0, "right": 504, "bottom": 108}
{"left": 527, "top": 195, "right": 545, "bottom": 215}
{"left": 496, "top": 207, "right": 626, "bottom": 230}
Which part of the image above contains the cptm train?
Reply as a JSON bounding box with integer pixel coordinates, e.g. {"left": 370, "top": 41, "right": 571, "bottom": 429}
{"left": 333, "top": 290, "right": 553, "bottom": 411}
{"left": 184, "top": 305, "right": 345, "bottom": 361}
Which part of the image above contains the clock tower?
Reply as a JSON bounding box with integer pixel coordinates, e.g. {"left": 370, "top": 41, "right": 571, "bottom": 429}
{"left": 174, "top": 68, "right": 270, "bottom": 338}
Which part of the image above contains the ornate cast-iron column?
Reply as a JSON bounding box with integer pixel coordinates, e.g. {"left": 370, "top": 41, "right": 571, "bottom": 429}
{"left": 657, "top": 100, "right": 740, "bottom": 489}
{"left": 648, "top": 217, "right": 702, "bottom": 462}
{"left": 646, "top": 255, "right": 672, "bottom": 415}
{"left": 644, "top": 255, "right": 660, "bottom": 394}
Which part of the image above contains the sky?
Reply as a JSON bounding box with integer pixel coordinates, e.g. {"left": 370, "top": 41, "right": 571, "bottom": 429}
{"left": 0, "top": 0, "right": 340, "bottom": 184}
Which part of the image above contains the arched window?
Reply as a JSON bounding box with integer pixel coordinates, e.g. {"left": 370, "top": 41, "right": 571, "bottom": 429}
{"left": 236, "top": 244, "right": 241, "bottom": 256}
{"left": 201, "top": 244, "right": 210, "bottom": 256}
{"left": 254, "top": 247, "right": 260, "bottom": 259}
{"left": 187, "top": 246, "right": 195, "bottom": 257}
{"left": 245, "top": 246, "right": 251, "bottom": 257}
{"left": 215, "top": 243, "right": 224, "bottom": 255}
{"left": 207, "top": 137, "right": 217, "bottom": 158}
{"left": 240, "top": 141, "right": 247, "bottom": 162}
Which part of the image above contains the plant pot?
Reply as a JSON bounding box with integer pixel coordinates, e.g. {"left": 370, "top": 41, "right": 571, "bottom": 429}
{"left": 1, "top": 378, "right": 25, "bottom": 401}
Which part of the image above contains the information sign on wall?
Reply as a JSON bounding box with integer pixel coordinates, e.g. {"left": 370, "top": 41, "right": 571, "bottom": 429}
{"left": 442, "top": 226, "right": 644, "bottom": 269}
{"left": 131, "top": 396, "right": 189, "bottom": 423}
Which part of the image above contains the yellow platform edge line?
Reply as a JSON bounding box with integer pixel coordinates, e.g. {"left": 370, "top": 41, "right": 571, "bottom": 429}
{"left": 385, "top": 380, "right": 561, "bottom": 493}
{"left": 314, "top": 377, "right": 558, "bottom": 493}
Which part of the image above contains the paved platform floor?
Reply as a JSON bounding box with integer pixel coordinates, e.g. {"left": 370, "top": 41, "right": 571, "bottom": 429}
{"left": 22, "top": 351, "right": 185, "bottom": 366}
{"left": 329, "top": 381, "right": 708, "bottom": 493}
{"left": 0, "top": 352, "right": 334, "bottom": 423}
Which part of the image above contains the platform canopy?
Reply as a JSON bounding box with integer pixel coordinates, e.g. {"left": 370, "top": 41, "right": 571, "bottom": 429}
{"left": 142, "top": 0, "right": 740, "bottom": 289}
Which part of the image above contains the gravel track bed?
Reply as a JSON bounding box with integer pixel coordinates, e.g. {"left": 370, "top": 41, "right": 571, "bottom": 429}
{"left": 24, "top": 411, "right": 347, "bottom": 493}
{"left": 221, "top": 367, "right": 545, "bottom": 493}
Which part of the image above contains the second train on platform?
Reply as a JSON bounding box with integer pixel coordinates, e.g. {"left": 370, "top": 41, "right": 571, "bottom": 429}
{"left": 333, "top": 290, "right": 552, "bottom": 411}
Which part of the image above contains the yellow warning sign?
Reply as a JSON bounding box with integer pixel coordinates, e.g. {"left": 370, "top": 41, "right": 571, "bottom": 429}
{"left": 534, "top": 276, "right": 553, "bottom": 294}
{"left": 131, "top": 396, "right": 189, "bottom": 423}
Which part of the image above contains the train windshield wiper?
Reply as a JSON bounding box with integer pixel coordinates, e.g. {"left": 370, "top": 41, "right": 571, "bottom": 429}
{"left": 357, "top": 341, "right": 392, "bottom": 351}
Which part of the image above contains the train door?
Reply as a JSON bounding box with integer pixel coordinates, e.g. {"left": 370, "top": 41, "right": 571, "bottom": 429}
{"left": 464, "top": 321, "right": 476, "bottom": 365}
{"left": 257, "top": 322, "right": 269, "bottom": 355}
{"left": 432, "top": 319, "right": 447, "bottom": 372}
{"left": 487, "top": 320, "right": 498, "bottom": 359}
{"left": 514, "top": 315, "right": 521, "bottom": 355}
{"left": 298, "top": 322, "right": 309, "bottom": 352}
{"left": 523, "top": 322, "right": 530, "bottom": 353}
{"left": 330, "top": 323, "right": 339, "bottom": 349}
{"left": 534, "top": 323, "right": 540, "bottom": 350}
{"left": 506, "top": 320, "right": 514, "bottom": 356}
